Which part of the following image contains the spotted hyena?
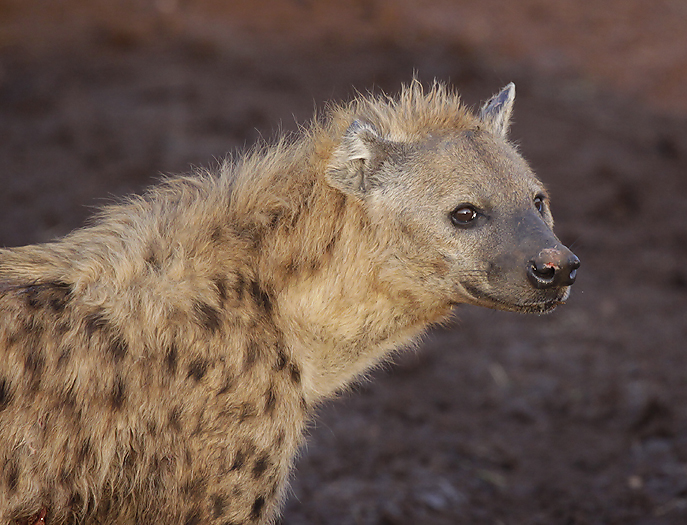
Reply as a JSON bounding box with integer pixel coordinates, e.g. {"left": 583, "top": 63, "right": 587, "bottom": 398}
{"left": 0, "top": 81, "right": 579, "bottom": 524}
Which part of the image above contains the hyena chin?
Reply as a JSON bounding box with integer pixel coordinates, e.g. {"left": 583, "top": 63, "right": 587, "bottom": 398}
{"left": 0, "top": 81, "right": 578, "bottom": 524}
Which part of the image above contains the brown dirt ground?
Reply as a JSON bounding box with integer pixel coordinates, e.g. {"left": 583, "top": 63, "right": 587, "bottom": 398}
{"left": 1, "top": 1, "right": 687, "bottom": 523}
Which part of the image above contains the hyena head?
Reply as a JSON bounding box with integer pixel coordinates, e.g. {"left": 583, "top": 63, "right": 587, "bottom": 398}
{"left": 327, "top": 83, "right": 579, "bottom": 314}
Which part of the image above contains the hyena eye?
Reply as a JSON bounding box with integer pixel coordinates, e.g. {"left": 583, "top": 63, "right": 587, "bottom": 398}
{"left": 534, "top": 195, "right": 545, "bottom": 215}
{"left": 450, "top": 205, "right": 478, "bottom": 227}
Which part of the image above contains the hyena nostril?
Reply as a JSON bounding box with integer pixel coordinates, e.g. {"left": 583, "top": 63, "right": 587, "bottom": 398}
{"left": 528, "top": 250, "right": 580, "bottom": 289}
{"left": 528, "top": 261, "right": 557, "bottom": 288}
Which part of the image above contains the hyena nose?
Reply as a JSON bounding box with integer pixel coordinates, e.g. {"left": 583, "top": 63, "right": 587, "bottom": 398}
{"left": 527, "top": 247, "right": 580, "bottom": 289}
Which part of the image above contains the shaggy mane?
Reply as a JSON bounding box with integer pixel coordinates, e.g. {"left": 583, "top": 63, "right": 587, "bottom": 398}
{"left": 219, "top": 80, "right": 477, "bottom": 230}
{"left": 328, "top": 79, "right": 476, "bottom": 141}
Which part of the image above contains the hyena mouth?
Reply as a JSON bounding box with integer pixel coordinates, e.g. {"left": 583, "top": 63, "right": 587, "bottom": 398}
{"left": 460, "top": 282, "right": 569, "bottom": 314}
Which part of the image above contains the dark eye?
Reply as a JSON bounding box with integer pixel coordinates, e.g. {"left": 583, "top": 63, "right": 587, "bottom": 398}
{"left": 534, "top": 195, "right": 545, "bottom": 215}
{"left": 450, "top": 205, "right": 478, "bottom": 226}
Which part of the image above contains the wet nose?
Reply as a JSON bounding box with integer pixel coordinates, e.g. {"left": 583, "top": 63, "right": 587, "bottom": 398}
{"left": 527, "top": 247, "right": 580, "bottom": 289}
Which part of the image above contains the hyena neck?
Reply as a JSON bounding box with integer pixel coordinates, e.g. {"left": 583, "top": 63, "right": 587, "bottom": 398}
{"left": 260, "top": 180, "right": 451, "bottom": 402}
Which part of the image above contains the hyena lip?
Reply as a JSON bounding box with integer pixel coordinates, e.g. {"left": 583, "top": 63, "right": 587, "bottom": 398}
{"left": 487, "top": 296, "right": 565, "bottom": 314}
{"left": 459, "top": 282, "right": 569, "bottom": 314}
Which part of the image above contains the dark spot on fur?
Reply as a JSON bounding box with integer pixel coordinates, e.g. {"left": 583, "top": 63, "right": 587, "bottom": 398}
{"left": 217, "top": 375, "right": 234, "bottom": 396}
{"left": 274, "top": 346, "right": 288, "bottom": 371}
{"left": 252, "top": 453, "right": 271, "bottom": 479}
{"left": 333, "top": 192, "right": 347, "bottom": 215}
{"left": 237, "top": 222, "right": 263, "bottom": 249}
{"left": 184, "top": 509, "right": 202, "bottom": 525}
{"left": 243, "top": 342, "right": 260, "bottom": 371}
{"left": 146, "top": 418, "right": 159, "bottom": 436}
{"left": 264, "top": 385, "right": 277, "bottom": 416}
{"left": 57, "top": 345, "right": 72, "bottom": 368}
{"left": 77, "top": 439, "right": 92, "bottom": 463}
{"left": 123, "top": 446, "right": 138, "bottom": 470}
{"left": 6, "top": 459, "right": 19, "bottom": 493}
{"left": 188, "top": 358, "right": 209, "bottom": 382}
{"left": 268, "top": 209, "right": 282, "bottom": 229}
{"left": 22, "top": 282, "right": 71, "bottom": 313}
{"left": 325, "top": 234, "right": 338, "bottom": 254}
{"left": 400, "top": 222, "right": 413, "bottom": 238}
{"left": 289, "top": 362, "right": 302, "bottom": 385}
{"left": 99, "top": 498, "right": 113, "bottom": 517}
{"left": 300, "top": 395, "right": 308, "bottom": 413}
{"left": 249, "top": 281, "right": 272, "bottom": 314}
{"left": 229, "top": 449, "right": 246, "bottom": 472}
{"left": 193, "top": 300, "right": 221, "bottom": 333}
{"left": 60, "top": 467, "right": 75, "bottom": 485}
{"left": 210, "top": 225, "right": 224, "bottom": 243}
{"left": 24, "top": 349, "right": 45, "bottom": 392}
{"left": 69, "top": 490, "right": 95, "bottom": 517}
{"left": 62, "top": 383, "right": 80, "bottom": 418}
{"left": 23, "top": 286, "right": 43, "bottom": 310}
{"left": 0, "top": 378, "right": 12, "bottom": 412}
{"left": 169, "top": 406, "right": 183, "bottom": 432}
{"left": 111, "top": 377, "right": 126, "bottom": 410}
{"left": 239, "top": 402, "right": 257, "bottom": 422}
{"left": 285, "top": 259, "right": 299, "bottom": 276}
{"left": 6, "top": 330, "right": 19, "bottom": 347}
{"left": 275, "top": 429, "right": 285, "bottom": 449}
{"left": 211, "top": 493, "right": 227, "bottom": 519}
{"left": 234, "top": 273, "right": 246, "bottom": 302}
{"left": 250, "top": 496, "right": 265, "bottom": 520}
{"left": 108, "top": 336, "right": 128, "bottom": 362}
{"left": 148, "top": 455, "right": 172, "bottom": 492}
{"left": 145, "top": 251, "right": 162, "bottom": 273}
{"left": 183, "top": 476, "right": 208, "bottom": 501}
{"left": 308, "top": 258, "right": 322, "bottom": 272}
{"left": 214, "top": 277, "right": 228, "bottom": 306}
{"left": 56, "top": 321, "right": 71, "bottom": 335}
{"left": 165, "top": 343, "right": 178, "bottom": 376}
{"left": 84, "top": 310, "right": 108, "bottom": 336}
{"left": 69, "top": 491, "right": 84, "bottom": 511}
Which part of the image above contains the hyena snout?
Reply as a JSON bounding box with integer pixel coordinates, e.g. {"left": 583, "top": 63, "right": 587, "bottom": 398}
{"left": 527, "top": 246, "right": 580, "bottom": 289}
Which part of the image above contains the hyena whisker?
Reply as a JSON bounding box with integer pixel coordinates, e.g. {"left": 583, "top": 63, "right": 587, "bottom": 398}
{"left": 567, "top": 235, "right": 584, "bottom": 251}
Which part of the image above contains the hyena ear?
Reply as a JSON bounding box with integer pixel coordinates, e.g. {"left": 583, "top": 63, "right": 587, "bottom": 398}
{"left": 326, "top": 120, "right": 388, "bottom": 200}
{"left": 479, "top": 82, "right": 515, "bottom": 137}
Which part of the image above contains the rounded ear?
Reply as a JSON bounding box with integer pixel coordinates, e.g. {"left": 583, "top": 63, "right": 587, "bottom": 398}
{"left": 479, "top": 83, "right": 515, "bottom": 137}
{"left": 326, "top": 120, "right": 385, "bottom": 200}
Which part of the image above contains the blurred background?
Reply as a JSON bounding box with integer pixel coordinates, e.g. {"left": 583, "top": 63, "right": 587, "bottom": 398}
{"left": 1, "top": 1, "right": 687, "bottom": 523}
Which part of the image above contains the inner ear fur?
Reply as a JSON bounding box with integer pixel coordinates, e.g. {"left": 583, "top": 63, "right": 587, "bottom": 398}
{"left": 326, "top": 120, "right": 391, "bottom": 200}
{"left": 479, "top": 83, "right": 515, "bottom": 137}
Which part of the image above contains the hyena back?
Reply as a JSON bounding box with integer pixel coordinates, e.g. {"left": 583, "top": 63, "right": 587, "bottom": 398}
{"left": 0, "top": 81, "right": 578, "bottom": 524}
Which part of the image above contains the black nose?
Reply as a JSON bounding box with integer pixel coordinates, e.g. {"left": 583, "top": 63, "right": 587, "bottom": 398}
{"left": 527, "top": 247, "right": 580, "bottom": 289}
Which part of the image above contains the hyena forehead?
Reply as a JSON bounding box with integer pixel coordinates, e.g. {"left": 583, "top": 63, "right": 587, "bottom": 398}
{"left": 402, "top": 130, "right": 547, "bottom": 207}
{"left": 326, "top": 81, "right": 529, "bottom": 203}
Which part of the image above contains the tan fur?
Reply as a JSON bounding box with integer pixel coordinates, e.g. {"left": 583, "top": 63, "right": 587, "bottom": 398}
{"left": 0, "top": 81, "right": 576, "bottom": 524}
